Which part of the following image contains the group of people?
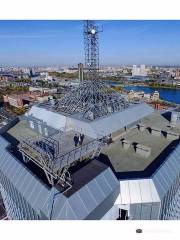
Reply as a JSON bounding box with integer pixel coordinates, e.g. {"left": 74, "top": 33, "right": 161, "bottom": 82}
{"left": 73, "top": 133, "right": 85, "bottom": 147}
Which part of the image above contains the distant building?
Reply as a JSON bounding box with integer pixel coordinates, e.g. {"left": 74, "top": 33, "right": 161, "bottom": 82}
{"left": 132, "top": 64, "right": 147, "bottom": 77}
{"left": 3, "top": 95, "right": 24, "bottom": 108}
{"left": 22, "top": 68, "right": 30, "bottom": 75}
{"left": 174, "top": 69, "right": 180, "bottom": 80}
{"left": 3, "top": 90, "right": 53, "bottom": 108}
{"left": 78, "top": 63, "right": 84, "bottom": 82}
{"left": 175, "top": 69, "right": 180, "bottom": 77}
{"left": 39, "top": 72, "right": 53, "bottom": 81}
{"left": 29, "top": 87, "right": 57, "bottom": 94}
{"left": 150, "top": 90, "right": 160, "bottom": 101}
{"left": 30, "top": 68, "right": 35, "bottom": 77}
{"left": 127, "top": 90, "right": 159, "bottom": 102}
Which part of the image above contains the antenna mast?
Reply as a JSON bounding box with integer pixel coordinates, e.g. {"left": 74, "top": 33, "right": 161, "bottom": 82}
{"left": 84, "top": 20, "right": 101, "bottom": 81}
{"left": 52, "top": 20, "right": 128, "bottom": 120}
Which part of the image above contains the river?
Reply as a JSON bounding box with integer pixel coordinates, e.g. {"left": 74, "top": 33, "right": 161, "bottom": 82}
{"left": 123, "top": 85, "right": 180, "bottom": 104}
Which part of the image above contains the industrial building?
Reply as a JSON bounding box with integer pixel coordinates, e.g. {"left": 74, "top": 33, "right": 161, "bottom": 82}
{"left": 0, "top": 20, "right": 180, "bottom": 220}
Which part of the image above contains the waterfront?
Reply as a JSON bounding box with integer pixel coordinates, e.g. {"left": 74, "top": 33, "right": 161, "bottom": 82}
{"left": 123, "top": 85, "right": 180, "bottom": 104}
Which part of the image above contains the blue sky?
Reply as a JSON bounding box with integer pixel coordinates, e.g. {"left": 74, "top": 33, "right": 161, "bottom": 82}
{"left": 0, "top": 20, "right": 180, "bottom": 66}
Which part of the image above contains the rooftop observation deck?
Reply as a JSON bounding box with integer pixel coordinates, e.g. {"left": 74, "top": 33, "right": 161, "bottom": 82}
{"left": 1, "top": 118, "right": 100, "bottom": 186}
{"left": 100, "top": 112, "right": 180, "bottom": 179}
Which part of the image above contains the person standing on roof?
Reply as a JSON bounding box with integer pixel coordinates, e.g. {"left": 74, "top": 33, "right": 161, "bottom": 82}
{"left": 73, "top": 134, "right": 79, "bottom": 147}
{"left": 79, "top": 133, "right": 85, "bottom": 145}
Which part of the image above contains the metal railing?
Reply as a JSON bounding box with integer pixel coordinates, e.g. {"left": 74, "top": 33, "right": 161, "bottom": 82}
{"left": 53, "top": 139, "right": 99, "bottom": 170}
{"left": 19, "top": 138, "right": 100, "bottom": 173}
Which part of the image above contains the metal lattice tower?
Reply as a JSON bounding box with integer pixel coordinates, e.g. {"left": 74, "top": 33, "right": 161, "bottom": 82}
{"left": 84, "top": 20, "right": 100, "bottom": 81}
{"left": 53, "top": 20, "right": 129, "bottom": 121}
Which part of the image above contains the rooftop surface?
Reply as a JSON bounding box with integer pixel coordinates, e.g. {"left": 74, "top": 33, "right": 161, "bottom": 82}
{"left": 100, "top": 112, "right": 180, "bottom": 178}
{"left": 1, "top": 109, "right": 180, "bottom": 184}
{"left": 5, "top": 119, "right": 94, "bottom": 155}
{"left": 7, "top": 120, "right": 40, "bottom": 142}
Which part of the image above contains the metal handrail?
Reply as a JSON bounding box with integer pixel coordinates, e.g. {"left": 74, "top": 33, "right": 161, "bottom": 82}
{"left": 20, "top": 137, "right": 99, "bottom": 171}
{"left": 53, "top": 139, "right": 99, "bottom": 169}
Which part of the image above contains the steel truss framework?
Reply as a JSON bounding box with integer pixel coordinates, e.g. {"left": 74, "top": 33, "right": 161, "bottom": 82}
{"left": 53, "top": 80, "right": 129, "bottom": 120}
{"left": 53, "top": 20, "right": 129, "bottom": 121}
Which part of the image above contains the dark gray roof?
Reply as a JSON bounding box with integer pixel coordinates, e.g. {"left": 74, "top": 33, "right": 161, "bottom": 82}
{"left": 42, "top": 163, "right": 119, "bottom": 220}
{"left": 0, "top": 136, "right": 119, "bottom": 219}
{"left": 152, "top": 143, "right": 180, "bottom": 199}
{"left": 64, "top": 160, "right": 109, "bottom": 197}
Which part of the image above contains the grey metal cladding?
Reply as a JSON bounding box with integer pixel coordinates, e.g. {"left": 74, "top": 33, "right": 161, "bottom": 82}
{"left": 85, "top": 183, "right": 119, "bottom": 220}
{"left": 151, "top": 143, "right": 180, "bottom": 220}
{"left": 78, "top": 186, "right": 97, "bottom": 213}
{"left": 68, "top": 193, "right": 89, "bottom": 219}
{"left": 151, "top": 203, "right": 161, "bottom": 220}
{"left": 51, "top": 196, "right": 67, "bottom": 219}
{"left": 134, "top": 204, "right": 141, "bottom": 220}
{"left": 0, "top": 136, "right": 50, "bottom": 215}
{"left": 56, "top": 202, "right": 68, "bottom": 219}
{"left": 153, "top": 144, "right": 180, "bottom": 200}
{"left": 140, "top": 204, "right": 152, "bottom": 220}
{"left": 94, "top": 174, "right": 112, "bottom": 196}
{"left": 87, "top": 180, "right": 105, "bottom": 203}
{"left": 103, "top": 168, "right": 119, "bottom": 188}
{"left": 64, "top": 202, "right": 78, "bottom": 220}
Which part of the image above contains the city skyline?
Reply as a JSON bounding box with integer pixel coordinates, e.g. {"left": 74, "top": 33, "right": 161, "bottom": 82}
{"left": 1, "top": 20, "right": 180, "bottom": 66}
